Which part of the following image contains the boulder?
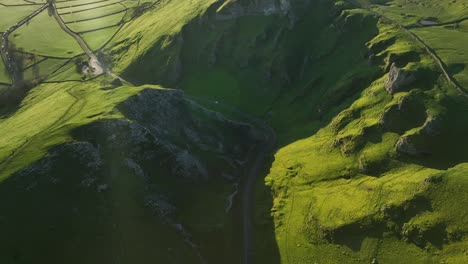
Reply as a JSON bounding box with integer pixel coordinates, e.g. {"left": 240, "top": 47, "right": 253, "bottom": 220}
{"left": 385, "top": 63, "right": 416, "bottom": 94}
{"left": 395, "top": 137, "right": 419, "bottom": 155}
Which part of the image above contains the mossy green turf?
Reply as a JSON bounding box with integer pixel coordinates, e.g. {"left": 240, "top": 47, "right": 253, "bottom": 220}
{"left": 0, "top": 5, "right": 39, "bottom": 32}
{"left": 11, "top": 10, "right": 83, "bottom": 58}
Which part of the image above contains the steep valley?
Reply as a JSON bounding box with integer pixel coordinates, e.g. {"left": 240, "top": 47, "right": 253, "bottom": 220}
{"left": 0, "top": 0, "right": 468, "bottom": 263}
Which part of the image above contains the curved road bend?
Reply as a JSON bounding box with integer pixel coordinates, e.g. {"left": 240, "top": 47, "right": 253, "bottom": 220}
{"left": 0, "top": 3, "right": 50, "bottom": 84}
{"left": 185, "top": 96, "right": 277, "bottom": 264}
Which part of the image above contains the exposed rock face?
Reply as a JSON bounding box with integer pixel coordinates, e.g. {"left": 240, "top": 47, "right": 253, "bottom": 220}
{"left": 216, "top": 0, "right": 291, "bottom": 20}
{"left": 395, "top": 136, "right": 420, "bottom": 155}
{"left": 380, "top": 94, "right": 427, "bottom": 133}
{"left": 395, "top": 134, "right": 431, "bottom": 156}
{"left": 385, "top": 63, "right": 416, "bottom": 94}
{"left": 421, "top": 116, "right": 442, "bottom": 136}
{"left": 73, "top": 88, "right": 257, "bottom": 181}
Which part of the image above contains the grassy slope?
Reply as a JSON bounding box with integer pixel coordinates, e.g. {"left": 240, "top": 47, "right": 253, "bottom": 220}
{"left": 108, "top": 0, "right": 468, "bottom": 262}
{"left": 0, "top": 80, "right": 151, "bottom": 179}
{"left": 94, "top": 0, "right": 468, "bottom": 261}
{"left": 104, "top": 0, "right": 218, "bottom": 74}
{"left": 0, "top": 78, "right": 248, "bottom": 263}
{"left": 0, "top": 0, "right": 467, "bottom": 263}
{"left": 263, "top": 8, "right": 468, "bottom": 264}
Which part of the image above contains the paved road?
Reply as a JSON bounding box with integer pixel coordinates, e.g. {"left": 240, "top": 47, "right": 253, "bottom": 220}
{"left": 185, "top": 96, "right": 277, "bottom": 264}
{"left": 50, "top": 3, "right": 104, "bottom": 75}
{"left": 0, "top": 3, "right": 50, "bottom": 84}
{"left": 242, "top": 124, "right": 276, "bottom": 264}
{"left": 51, "top": 2, "right": 132, "bottom": 85}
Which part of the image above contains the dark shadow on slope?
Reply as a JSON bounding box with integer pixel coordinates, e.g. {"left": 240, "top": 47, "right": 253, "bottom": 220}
{"left": 396, "top": 95, "right": 468, "bottom": 170}
{"left": 252, "top": 154, "right": 281, "bottom": 264}
{"left": 0, "top": 80, "right": 37, "bottom": 117}
{"left": 118, "top": 0, "right": 382, "bottom": 149}
{"left": 327, "top": 195, "right": 448, "bottom": 251}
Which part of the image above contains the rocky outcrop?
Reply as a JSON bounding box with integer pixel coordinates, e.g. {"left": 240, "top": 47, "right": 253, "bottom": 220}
{"left": 380, "top": 94, "right": 427, "bottom": 133}
{"left": 385, "top": 63, "right": 416, "bottom": 94}
{"left": 395, "top": 134, "right": 429, "bottom": 156}
{"left": 395, "top": 136, "right": 421, "bottom": 155}
{"left": 421, "top": 116, "right": 442, "bottom": 136}
{"left": 216, "top": 0, "right": 291, "bottom": 20}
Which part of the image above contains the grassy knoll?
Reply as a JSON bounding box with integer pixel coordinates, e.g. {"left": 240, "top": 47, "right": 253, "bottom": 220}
{"left": 11, "top": 10, "right": 83, "bottom": 58}
{"left": 0, "top": 5, "right": 39, "bottom": 32}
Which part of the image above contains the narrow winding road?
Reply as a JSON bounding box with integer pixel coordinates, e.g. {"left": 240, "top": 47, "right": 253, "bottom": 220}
{"left": 51, "top": 2, "right": 132, "bottom": 84}
{"left": 185, "top": 96, "right": 277, "bottom": 264}
{"left": 50, "top": 3, "right": 104, "bottom": 75}
{"left": 242, "top": 125, "right": 276, "bottom": 264}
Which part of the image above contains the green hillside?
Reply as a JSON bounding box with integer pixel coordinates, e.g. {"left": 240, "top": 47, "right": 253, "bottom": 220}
{"left": 0, "top": 0, "right": 467, "bottom": 263}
